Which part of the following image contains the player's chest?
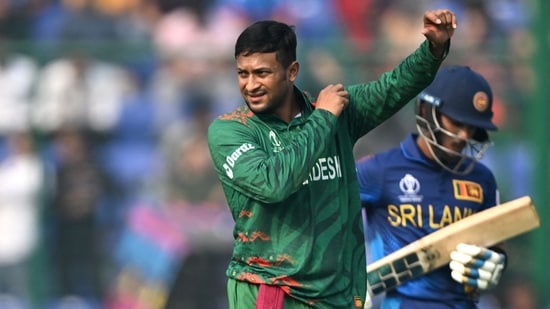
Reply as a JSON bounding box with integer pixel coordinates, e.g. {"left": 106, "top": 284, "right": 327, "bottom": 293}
{"left": 381, "top": 169, "right": 485, "bottom": 228}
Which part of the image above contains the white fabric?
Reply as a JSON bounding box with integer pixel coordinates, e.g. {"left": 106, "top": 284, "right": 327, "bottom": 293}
{"left": 0, "top": 154, "right": 44, "bottom": 264}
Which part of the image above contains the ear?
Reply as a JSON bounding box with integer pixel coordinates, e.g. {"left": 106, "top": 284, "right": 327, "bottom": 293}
{"left": 415, "top": 100, "right": 427, "bottom": 117}
{"left": 287, "top": 61, "right": 299, "bottom": 82}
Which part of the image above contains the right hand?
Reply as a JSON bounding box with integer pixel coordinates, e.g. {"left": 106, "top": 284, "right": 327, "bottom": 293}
{"left": 449, "top": 243, "right": 506, "bottom": 291}
{"left": 421, "top": 9, "right": 457, "bottom": 57}
{"left": 315, "top": 83, "right": 349, "bottom": 117}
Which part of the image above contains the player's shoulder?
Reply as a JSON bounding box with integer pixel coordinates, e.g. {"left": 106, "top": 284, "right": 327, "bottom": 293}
{"left": 356, "top": 145, "right": 402, "bottom": 177}
{"left": 467, "top": 161, "right": 498, "bottom": 191}
{"left": 213, "top": 106, "right": 253, "bottom": 124}
{"left": 207, "top": 106, "right": 256, "bottom": 142}
{"left": 358, "top": 145, "right": 401, "bottom": 164}
{"left": 471, "top": 160, "right": 495, "bottom": 178}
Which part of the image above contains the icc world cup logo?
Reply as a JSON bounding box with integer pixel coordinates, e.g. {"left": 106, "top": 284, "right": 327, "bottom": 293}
{"left": 399, "top": 174, "right": 420, "bottom": 195}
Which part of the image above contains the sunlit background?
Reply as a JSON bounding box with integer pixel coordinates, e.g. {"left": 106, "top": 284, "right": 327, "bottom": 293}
{"left": 0, "top": 0, "right": 547, "bottom": 308}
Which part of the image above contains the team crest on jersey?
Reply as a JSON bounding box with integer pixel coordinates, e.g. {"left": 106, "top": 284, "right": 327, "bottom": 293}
{"left": 398, "top": 174, "right": 423, "bottom": 203}
{"left": 269, "top": 130, "right": 284, "bottom": 152}
{"left": 453, "top": 180, "right": 483, "bottom": 203}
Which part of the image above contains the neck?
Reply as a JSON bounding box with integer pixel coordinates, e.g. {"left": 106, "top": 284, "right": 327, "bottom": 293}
{"left": 277, "top": 88, "right": 302, "bottom": 123}
{"left": 416, "top": 135, "right": 434, "bottom": 160}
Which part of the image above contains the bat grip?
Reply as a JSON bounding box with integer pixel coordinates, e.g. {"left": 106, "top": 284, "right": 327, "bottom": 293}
{"left": 363, "top": 290, "right": 373, "bottom": 309}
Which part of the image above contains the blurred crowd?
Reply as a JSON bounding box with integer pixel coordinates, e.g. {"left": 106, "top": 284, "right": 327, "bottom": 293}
{"left": 0, "top": 0, "right": 543, "bottom": 308}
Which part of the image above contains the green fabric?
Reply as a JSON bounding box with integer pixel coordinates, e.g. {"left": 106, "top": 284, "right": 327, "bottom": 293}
{"left": 208, "top": 39, "right": 445, "bottom": 308}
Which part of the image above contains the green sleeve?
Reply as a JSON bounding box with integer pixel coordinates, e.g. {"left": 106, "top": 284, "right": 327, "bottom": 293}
{"left": 207, "top": 109, "right": 337, "bottom": 204}
{"left": 346, "top": 39, "right": 448, "bottom": 140}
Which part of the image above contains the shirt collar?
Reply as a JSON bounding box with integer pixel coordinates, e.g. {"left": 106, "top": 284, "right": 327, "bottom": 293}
{"left": 255, "top": 86, "right": 313, "bottom": 125}
{"left": 400, "top": 133, "right": 434, "bottom": 166}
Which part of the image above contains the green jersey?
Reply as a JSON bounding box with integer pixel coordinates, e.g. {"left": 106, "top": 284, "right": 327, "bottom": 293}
{"left": 207, "top": 40, "right": 445, "bottom": 308}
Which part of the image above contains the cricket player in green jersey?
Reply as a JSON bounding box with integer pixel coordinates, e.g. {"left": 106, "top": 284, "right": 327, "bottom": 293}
{"left": 207, "top": 9, "right": 457, "bottom": 309}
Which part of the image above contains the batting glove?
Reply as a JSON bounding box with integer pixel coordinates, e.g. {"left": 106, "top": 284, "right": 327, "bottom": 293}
{"left": 449, "top": 243, "right": 506, "bottom": 291}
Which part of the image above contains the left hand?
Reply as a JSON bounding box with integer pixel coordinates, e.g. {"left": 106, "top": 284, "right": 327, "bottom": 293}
{"left": 421, "top": 9, "right": 457, "bottom": 57}
{"left": 449, "top": 243, "right": 506, "bottom": 291}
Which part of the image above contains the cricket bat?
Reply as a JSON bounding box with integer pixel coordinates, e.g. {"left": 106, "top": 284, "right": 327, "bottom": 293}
{"left": 363, "top": 195, "right": 540, "bottom": 309}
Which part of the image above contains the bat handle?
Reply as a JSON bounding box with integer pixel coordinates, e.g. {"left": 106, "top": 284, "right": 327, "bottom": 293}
{"left": 363, "top": 290, "right": 373, "bottom": 309}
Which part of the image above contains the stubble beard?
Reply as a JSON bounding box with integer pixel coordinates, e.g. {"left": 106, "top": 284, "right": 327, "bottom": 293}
{"left": 431, "top": 133, "right": 463, "bottom": 166}
{"left": 246, "top": 84, "right": 290, "bottom": 115}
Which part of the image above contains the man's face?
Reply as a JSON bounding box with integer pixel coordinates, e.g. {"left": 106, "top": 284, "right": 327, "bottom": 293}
{"left": 438, "top": 113, "right": 476, "bottom": 154}
{"left": 429, "top": 113, "right": 478, "bottom": 167}
{"left": 236, "top": 52, "right": 296, "bottom": 114}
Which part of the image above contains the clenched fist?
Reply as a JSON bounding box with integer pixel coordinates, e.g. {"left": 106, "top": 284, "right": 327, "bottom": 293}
{"left": 421, "top": 9, "right": 457, "bottom": 57}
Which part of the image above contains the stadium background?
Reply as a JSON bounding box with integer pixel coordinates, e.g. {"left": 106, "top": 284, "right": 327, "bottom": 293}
{"left": 0, "top": 0, "right": 547, "bottom": 308}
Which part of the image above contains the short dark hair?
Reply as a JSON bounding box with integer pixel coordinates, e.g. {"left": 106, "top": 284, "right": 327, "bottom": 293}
{"left": 234, "top": 20, "right": 297, "bottom": 68}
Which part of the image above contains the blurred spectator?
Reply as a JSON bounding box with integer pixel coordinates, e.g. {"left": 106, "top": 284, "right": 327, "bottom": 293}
{"left": 50, "top": 127, "right": 107, "bottom": 306}
{"left": 28, "top": 0, "right": 69, "bottom": 43}
{"left": 215, "top": 0, "right": 278, "bottom": 21}
{"left": 123, "top": 2, "right": 160, "bottom": 43}
{"left": 57, "top": 0, "right": 118, "bottom": 42}
{"left": 31, "top": 51, "right": 133, "bottom": 134}
{"left": 374, "top": 2, "right": 425, "bottom": 61}
{"left": 97, "top": 71, "right": 160, "bottom": 195}
{"left": 0, "top": 131, "right": 47, "bottom": 308}
{"left": 93, "top": 0, "right": 141, "bottom": 16}
{"left": 152, "top": 6, "right": 215, "bottom": 60}
{"left": 267, "top": 0, "right": 342, "bottom": 39}
{"left": 453, "top": 1, "right": 494, "bottom": 52}
{"left": 94, "top": 0, "right": 161, "bottom": 44}
{"left": 147, "top": 55, "right": 194, "bottom": 127}
{"left": 502, "top": 26, "right": 535, "bottom": 113}
{"left": 276, "top": 0, "right": 351, "bottom": 94}
{"left": 333, "top": 0, "right": 377, "bottom": 53}
{"left": 150, "top": 2, "right": 245, "bottom": 120}
{"left": 158, "top": 126, "right": 225, "bottom": 207}
{"left": 0, "top": 0, "right": 31, "bottom": 40}
{"left": 0, "top": 40, "right": 38, "bottom": 134}
{"left": 149, "top": 85, "right": 224, "bottom": 207}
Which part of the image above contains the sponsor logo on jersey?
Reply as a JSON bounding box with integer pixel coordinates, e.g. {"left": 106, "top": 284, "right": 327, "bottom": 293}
{"left": 223, "top": 143, "right": 255, "bottom": 179}
{"left": 453, "top": 179, "right": 483, "bottom": 203}
{"left": 398, "top": 174, "right": 423, "bottom": 203}
{"left": 302, "top": 155, "right": 342, "bottom": 185}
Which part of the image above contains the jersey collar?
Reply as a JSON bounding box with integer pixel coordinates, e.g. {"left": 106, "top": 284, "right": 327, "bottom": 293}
{"left": 254, "top": 86, "right": 313, "bottom": 126}
{"left": 400, "top": 133, "right": 437, "bottom": 167}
